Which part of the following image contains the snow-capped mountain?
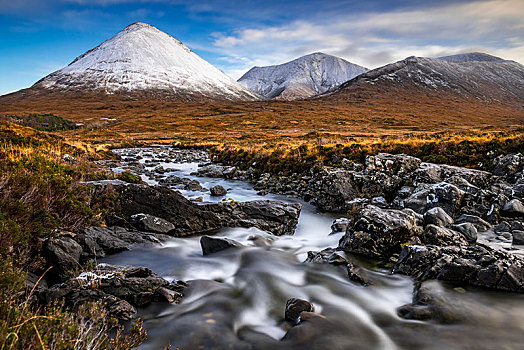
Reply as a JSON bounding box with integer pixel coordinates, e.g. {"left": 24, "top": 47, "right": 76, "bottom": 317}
{"left": 324, "top": 53, "right": 524, "bottom": 106}
{"left": 32, "top": 22, "right": 259, "bottom": 101}
{"left": 238, "top": 53, "right": 368, "bottom": 100}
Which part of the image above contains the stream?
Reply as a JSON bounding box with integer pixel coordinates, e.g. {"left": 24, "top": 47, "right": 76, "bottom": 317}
{"left": 102, "top": 147, "right": 524, "bottom": 349}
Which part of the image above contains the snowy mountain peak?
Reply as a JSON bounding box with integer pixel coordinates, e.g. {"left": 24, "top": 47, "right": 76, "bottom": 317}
{"left": 33, "top": 23, "right": 258, "bottom": 101}
{"left": 238, "top": 52, "right": 368, "bottom": 100}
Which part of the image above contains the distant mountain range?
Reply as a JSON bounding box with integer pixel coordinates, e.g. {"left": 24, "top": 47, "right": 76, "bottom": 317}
{"left": 1, "top": 22, "right": 522, "bottom": 112}
{"left": 321, "top": 53, "right": 524, "bottom": 108}
{"left": 238, "top": 53, "right": 368, "bottom": 100}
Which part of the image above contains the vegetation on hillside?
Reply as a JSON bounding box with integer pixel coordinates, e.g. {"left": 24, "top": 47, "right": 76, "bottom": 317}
{"left": 0, "top": 122, "right": 145, "bottom": 349}
{"left": 209, "top": 130, "right": 524, "bottom": 176}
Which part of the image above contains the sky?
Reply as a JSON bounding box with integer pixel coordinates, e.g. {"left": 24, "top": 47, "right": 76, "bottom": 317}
{"left": 0, "top": 0, "right": 523, "bottom": 95}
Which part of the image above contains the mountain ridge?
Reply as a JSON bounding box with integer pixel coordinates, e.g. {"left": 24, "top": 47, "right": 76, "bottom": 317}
{"left": 238, "top": 52, "right": 368, "bottom": 100}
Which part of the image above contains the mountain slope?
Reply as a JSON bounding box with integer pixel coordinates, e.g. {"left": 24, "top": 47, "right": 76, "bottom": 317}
{"left": 238, "top": 53, "right": 368, "bottom": 100}
{"left": 20, "top": 23, "right": 259, "bottom": 101}
{"left": 321, "top": 53, "right": 524, "bottom": 107}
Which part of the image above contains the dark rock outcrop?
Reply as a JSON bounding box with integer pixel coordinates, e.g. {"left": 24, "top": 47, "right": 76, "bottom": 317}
{"left": 394, "top": 244, "right": 524, "bottom": 293}
{"left": 40, "top": 264, "right": 185, "bottom": 321}
{"left": 285, "top": 298, "right": 314, "bottom": 324}
{"left": 339, "top": 205, "right": 422, "bottom": 259}
{"left": 210, "top": 185, "right": 227, "bottom": 196}
{"left": 200, "top": 236, "right": 244, "bottom": 255}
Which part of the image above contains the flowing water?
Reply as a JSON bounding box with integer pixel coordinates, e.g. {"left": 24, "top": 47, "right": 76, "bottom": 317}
{"left": 103, "top": 147, "right": 524, "bottom": 349}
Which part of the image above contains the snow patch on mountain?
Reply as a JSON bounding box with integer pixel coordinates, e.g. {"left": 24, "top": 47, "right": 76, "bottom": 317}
{"left": 238, "top": 53, "right": 368, "bottom": 100}
{"left": 34, "top": 22, "right": 258, "bottom": 101}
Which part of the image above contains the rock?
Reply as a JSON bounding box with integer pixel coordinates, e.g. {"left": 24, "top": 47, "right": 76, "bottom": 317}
{"left": 397, "top": 280, "right": 468, "bottom": 324}
{"left": 200, "top": 236, "right": 244, "bottom": 255}
{"left": 110, "top": 183, "right": 223, "bottom": 236}
{"left": 129, "top": 213, "right": 176, "bottom": 234}
{"left": 196, "top": 164, "right": 237, "bottom": 179}
{"left": 339, "top": 205, "right": 422, "bottom": 259}
{"left": 493, "top": 153, "right": 524, "bottom": 178}
{"left": 330, "top": 218, "right": 350, "bottom": 234}
{"left": 365, "top": 153, "right": 421, "bottom": 177}
{"left": 159, "top": 175, "right": 203, "bottom": 191}
{"left": 452, "top": 223, "right": 478, "bottom": 243}
{"left": 513, "top": 230, "right": 524, "bottom": 245}
{"left": 394, "top": 244, "right": 524, "bottom": 293}
{"left": 305, "top": 248, "right": 369, "bottom": 285}
{"left": 208, "top": 200, "right": 302, "bottom": 236}
{"left": 404, "top": 182, "right": 464, "bottom": 215}
{"left": 305, "top": 248, "right": 348, "bottom": 265}
{"left": 210, "top": 185, "right": 227, "bottom": 196}
{"left": 455, "top": 214, "right": 492, "bottom": 231}
{"left": 285, "top": 298, "right": 314, "bottom": 323}
{"left": 310, "top": 168, "right": 359, "bottom": 212}
{"left": 423, "top": 207, "right": 453, "bottom": 227}
{"left": 80, "top": 226, "right": 166, "bottom": 256}
{"left": 247, "top": 235, "right": 273, "bottom": 247}
{"left": 282, "top": 312, "right": 335, "bottom": 345}
{"left": 502, "top": 199, "right": 524, "bottom": 218}
{"left": 421, "top": 224, "right": 468, "bottom": 246}
{"left": 370, "top": 196, "right": 387, "bottom": 208}
{"left": 99, "top": 182, "right": 301, "bottom": 237}
{"left": 43, "top": 233, "right": 83, "bottom": 283}
{"left": 40, "top": 264, "right": 186, "bottom": 321}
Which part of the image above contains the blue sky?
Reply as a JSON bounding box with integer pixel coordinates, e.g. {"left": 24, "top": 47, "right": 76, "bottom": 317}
{"left": 1, "top": 0, "right": 523, "bottom": 95}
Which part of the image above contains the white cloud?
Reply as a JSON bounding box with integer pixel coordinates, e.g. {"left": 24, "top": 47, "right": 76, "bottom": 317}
{"left": 209, "top": 0, "right": 524, "bottom": 77}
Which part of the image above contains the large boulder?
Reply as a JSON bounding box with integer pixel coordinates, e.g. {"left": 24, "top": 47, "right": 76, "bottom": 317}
{"left": 310, "top": 168, "right": 359, "bottom": 212}
{"left": 339, "top": 205, "right": 422, "bottom": 259}
{"left": 208, "top": 200, "right": 302, "bottom": 236}
{"left": 394, "top": 244, "right": 524, "bottom": 293}
{"left": 404, "top": 182, "right": 465, "bottom": 215}
{"left": 195, "top": 164, "right": 237, "bottom": 179}
{"left": 43, "top": 233, "right": 83, "bottom": 283}
{"left": 493, "top": 153, "right": 524, "bottom": 178}
{"left": 78, "top": 226, "right": 166, "bottom": 256}
{"left": 305, "top": 248, "right": 369, "bottom": 285}
{"left": 330, "top": 218, "right": 351, "bottom": 234}
{"left": 452, "top": 222, "right": 478, "bottom": 243}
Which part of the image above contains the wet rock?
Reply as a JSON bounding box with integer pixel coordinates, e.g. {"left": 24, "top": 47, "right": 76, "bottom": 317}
{"left": 453, "top": 223, "right": 478, "bottom": 243}
{"left": 404, "top": 182, "right": 464, "bottom": 215}
{"left": 421, "top": 224, "right": 468, "bottom": 246}
{"left": 247, "top": 234, "right": 273, "bottom": 247}
{"left": 200, "top": 236, "right": 244, "bottom": 255}
{"left": 455, "top": 214, "right": 492, "bottom": 231}
{"left": 282, "top": 312, "right": 335, "bottom": 345}
{"left": 196, "top": 164, "right": 237, "bottom": 179}
{"left": 109, "top": 183, "right": 223, "bottom": 236}
{"left": 370, "top": 196, "right": 388, "bottom": 208}
{"left": 330, "top": 218, "right": 350, "bottom": 234}
{"left": 210, "top": 185, "right": 227, "bottom": 196}
{"left": 129, "top": 213, "right": 176, "bottom": 234}
{"left": 208, "top": 200, "right": 302, "bottom": 236}
{"left": 365, "top": 153, "right": 421, "bottom": 177}
{"left": 310, "top": 168, "right": 359, "bottom": 212}
{"left": 159, "top": 175, "right": 203, "bottom": 191}
{"left": 502, "top": 199, "right": 524, "bottom": 218}
{"left": 423, "top": 207, "right": 453, "bottom": 227}
{"left": 305, "top": 248, "right": 348, "bottom": 265}
{"left": 306, "top": 248, "right": 369, "bottom": 285}
{"left": 493, "top": 153, "right": 524, "bottom": 178}
{"left": 285, "top": 298, "right": 314, "bottom": 323}
{"left": 513, "top": 230, "right": 524, "bottom": 245}
{"left": 339, "top": 205, "right": 422, "bottom": 259}
{"left": 43, "top": 233, "right": 83, "bottom": 283}
{"left": 397, "top": 280, "right": 468, "bottom": 324}
{"left": 394, "top": 244, "right": 524, "bottom": 293}
{"left": 40, "top": 264, "right": 185, "bottom": 321}
{"left": 80, "top": 226, "right": 166, "bottom": 256}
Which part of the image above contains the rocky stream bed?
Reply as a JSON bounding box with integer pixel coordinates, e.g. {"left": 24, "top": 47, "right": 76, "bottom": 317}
{"left": 34, "top": 146, "right": 524, "bottom": 349}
